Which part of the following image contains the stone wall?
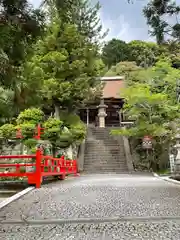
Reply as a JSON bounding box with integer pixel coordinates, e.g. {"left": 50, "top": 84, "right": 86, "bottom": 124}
{"left": 0, "top": 141, "right": 79, "bottom": 161}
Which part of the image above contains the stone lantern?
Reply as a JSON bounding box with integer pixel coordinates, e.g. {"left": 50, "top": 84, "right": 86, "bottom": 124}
{"left": 97, "top": 99, "right": 108, "bottom": 128}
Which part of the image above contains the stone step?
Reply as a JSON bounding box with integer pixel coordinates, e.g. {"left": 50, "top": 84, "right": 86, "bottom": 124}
{"left": 85, "top": 162, "right": 125, "bottom": 165}
{"left": 84, "top": 163, "right": 126, "bottom": 166}
{"left": 84, "top": 158, "right": 126, "bottom": 162}
{"left": 84, "top": 156, "right": 126, "bottom": 159}
{"left": 84, "top": 160, "right": 126, "bottom": 163}
{"left": 84, "top": 167, "right": 128, "bottom": 170}
{"left": 84, "top": 158, "right": 126, "bottom": 161}
{"left": 83, "top": 170, "right": 128, "bottom": 174}
{"left": 84, "top": 163, "right": 127, "bottom": 166}
{"left": 84, "top": 164, "right": 127, "bottom": 168}
{"left": 84, "top": 156, "right": 124, "bottom": 159}
{"left": 84, "top": 127, "right": 129, "bottom": 174}
{"left": 84, "top": 168, "right": 128, "bottom": 171}
{"left": 89, "top": 141, "right": 121, "bottom": 144}
{"left": 85, "top": 150, "right": 124, "bottom": 153}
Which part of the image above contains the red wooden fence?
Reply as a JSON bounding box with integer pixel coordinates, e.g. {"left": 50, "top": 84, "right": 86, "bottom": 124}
{"left": 0, "top": 149, "right": 78, "bottom": 188}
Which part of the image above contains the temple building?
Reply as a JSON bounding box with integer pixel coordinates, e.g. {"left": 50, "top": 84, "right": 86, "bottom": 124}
{"left": 79, "top": 76, "right": 125, "bottom": 127}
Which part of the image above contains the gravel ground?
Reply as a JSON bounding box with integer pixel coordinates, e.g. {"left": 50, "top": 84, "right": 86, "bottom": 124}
{"left": 0, "top": 174, "right": 180, "bottom": 239}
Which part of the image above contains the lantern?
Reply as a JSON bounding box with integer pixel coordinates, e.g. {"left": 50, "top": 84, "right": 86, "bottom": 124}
{"left": 142, "top": 136, "right": 152, "bottom": 149}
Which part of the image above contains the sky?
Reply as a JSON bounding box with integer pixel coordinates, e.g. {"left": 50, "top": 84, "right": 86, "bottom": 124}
{"left": 29, "top": 0, "right": 180, "bottom": 43}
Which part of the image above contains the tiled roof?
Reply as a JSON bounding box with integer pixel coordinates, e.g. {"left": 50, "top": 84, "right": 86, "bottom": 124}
{"left": 101, "top": 76, "right": 125, "bottom": 99}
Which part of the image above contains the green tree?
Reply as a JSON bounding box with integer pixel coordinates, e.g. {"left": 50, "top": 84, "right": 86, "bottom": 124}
{"left": 0, "top": 0, "right": 45, "bottom": 112}
{"left": 143, "top": 0, "right": 180, "bottom": 44}
{"left": 105, "top": 61, "right": 142, "bottom": 79}
{"left": 0, "top": 87, "right": 14, "bottom": 122}
{"left": 102, "top": 39, "right": 130, "bottom": 68}
{"left": 43, "top": 117, "right": 65, "bottom": 155}
{"left": 16, "top": 108, "right": 45, "bottom": 140}
{"left": 112, "top": 59, "right": 180, "bottom": 170}
{"left": 44, "top": 0, "right": 106, "bottom": 42}
{"left": 32, "top": 1, "right": 104, "bottom": 116}
{"left": 128, "top": 40, "right": 160, "bottom": 67}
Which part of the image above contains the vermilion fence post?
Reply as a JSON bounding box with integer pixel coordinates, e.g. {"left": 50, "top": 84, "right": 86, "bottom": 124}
{"left": 35, "top": 148, "right": 42, "bottom": 188}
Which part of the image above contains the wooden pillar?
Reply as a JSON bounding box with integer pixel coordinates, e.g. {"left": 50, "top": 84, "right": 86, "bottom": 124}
{"left": 86, "top": 108, "right": 89, "bottom": 126}
{"left": 118, "top": 109, "right": 122, "bottom": 127}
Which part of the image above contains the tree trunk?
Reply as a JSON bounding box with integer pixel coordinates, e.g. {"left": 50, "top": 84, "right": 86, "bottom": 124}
{"left": 54, "top": 104, "right": 60, "bottom": 119}
{"left": 52, "top": 144, "right": 56, "bottom": 157}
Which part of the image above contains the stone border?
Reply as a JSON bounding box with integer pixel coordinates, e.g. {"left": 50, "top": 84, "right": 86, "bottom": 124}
{"left": 0, "top": 181, "right": 29, "bottom": 189}
{"left": 122, "top": 135, "right": 134, "bottom": 172}
{"left": 153, "top": 173, "right": 180, "bottom": 186}
{"left": 0, "top": 186, "right": 34, "bottom": 210}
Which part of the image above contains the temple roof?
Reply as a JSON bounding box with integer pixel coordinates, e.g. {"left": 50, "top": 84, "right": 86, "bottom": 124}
{"left": 101, "top": 76, "right": 125, "bottom": 99}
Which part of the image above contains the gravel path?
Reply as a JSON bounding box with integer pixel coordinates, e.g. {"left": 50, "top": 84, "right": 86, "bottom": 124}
{"left": 1, "top": 174, "right": 180, "bottom": 239}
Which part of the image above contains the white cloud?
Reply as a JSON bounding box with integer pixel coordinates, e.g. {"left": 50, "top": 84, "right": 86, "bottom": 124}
{"left": 99, "top": 10, "right": 132, "bottom": 42}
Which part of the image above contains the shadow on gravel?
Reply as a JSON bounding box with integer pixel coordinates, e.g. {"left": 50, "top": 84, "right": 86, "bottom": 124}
{"left": 170, "top": 176, "right": 180, "bottom": 181}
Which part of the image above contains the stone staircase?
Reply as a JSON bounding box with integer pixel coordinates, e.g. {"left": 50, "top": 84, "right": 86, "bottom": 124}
{"left": 83, "top": 126, "right": 129, "bottom": 173}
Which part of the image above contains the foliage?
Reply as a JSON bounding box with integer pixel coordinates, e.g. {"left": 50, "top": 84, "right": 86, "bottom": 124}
{"left": 17, "top": 123, "right": 36, "bottom": 139}
{"left": 0, "top": 87, "right": 14, "bottom": 121}
{"left": 23, "top": 138, "right": 37, "bottom": 151}
{"left": 102, "top": 39, "right": 130, "bottom": 68}
{"left": 0, "top": 106, "right": 85, "bottom": 154}
{"left": 143, "top": 0, "right": 180, "bottom": 44}
{"left": 0, "top": 0, "right": 45, "bottom": 112}
{"left": 60, "top": 112, "right": 86, "bottom": 141}
{"left": 44, "top": 0, "right": 106, "bottom": 42}
{"left": 112, "top": 59, "right": 180, "bottom": 170}
{"left": 102, "top": 36, "right": 180, "bottom": 73}
{"left": 43, "top": 117, "right": 64, "bottom": 142}
{"left": 70, "top": 123, "right": 86, "bottom": 143}
{"left": 59, "top": 111, "right": 81, "bottom": 127}
{"left": 32, "top": 18, "right": 103, "bottom": 112}
{"left": 15, "top": 108, "right": 44, "bottom": 140}
{"left": 29, "top": 0, "right": 106, "bottom": 114}
{"left": 102, "top": 39, "right": 161, "bottom": 69}
{"left": 0, "top": 124, "right": 15, "bottom": 139}
{"left": 59, "top": 111, "right": 86, "bottom": 140}
{"left": 16, "top": 108, "right": 44, "bottom": 125}
{"left": 43, "top": 117, "right": 67, "bottom": 153}
{"left": 44, "top": 117, "right": 63, "bottom": 129}
{"left": 128, "top": 40, "right": 160, "bottom": 67}
{"left": 114, "top": 83, "right": 179, "bottom": 138}
{"left": 105, "top": 61, "right": 142, "bottom": 79}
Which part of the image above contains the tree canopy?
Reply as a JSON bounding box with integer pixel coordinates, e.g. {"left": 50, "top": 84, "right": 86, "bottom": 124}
{"left": 112, "top": 59, "right": 180, "bottom": 170}
{"left": 143, "top": 0, "right": 180, "bottom": 44}
{"left": 0, "top": 0, "right": 179, "bottom": 164}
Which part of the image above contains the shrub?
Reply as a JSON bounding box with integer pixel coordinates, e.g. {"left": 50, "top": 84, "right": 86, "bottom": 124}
{"left": 16, "top": 108, "right": 44, "bottom": 125}
{"left": 0, "top": 124, "right": 16, "bottom": 139}
{"left": 17, "top": 123, "right": 36, "bottom": 139}
{"left": 23, "top": 138, "right": 37, "bottom": 150}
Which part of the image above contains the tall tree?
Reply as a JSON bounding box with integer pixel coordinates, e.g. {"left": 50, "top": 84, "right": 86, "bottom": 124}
{"left": 112, "top": 59, "right": 180, "bottom": 171}
{"left": 102, "top": 39, "right": 130, "bottom": 69}
{"left": 128, "top": 40, "right": 160, "bottom": 67}
{"left": 143, "top": 0, "right": 180, "bottom": 44}
{"left": 32, "top": 1, "right": 105, "bottom": 116}
{"left": 0, "top": 0, "right": 44, "bottom": 112}
{"left": 44, "top": 0, "right": 106, "bottom": 42}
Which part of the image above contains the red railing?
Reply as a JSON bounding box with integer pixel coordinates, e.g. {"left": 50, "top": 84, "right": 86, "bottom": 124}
{"left": 0, "top": 149, "right": 78, "bottom": 188}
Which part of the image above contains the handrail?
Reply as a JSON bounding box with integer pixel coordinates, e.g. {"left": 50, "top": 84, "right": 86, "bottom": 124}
{"left": 0, "top": 149, "right": 78, "bottom": 188}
